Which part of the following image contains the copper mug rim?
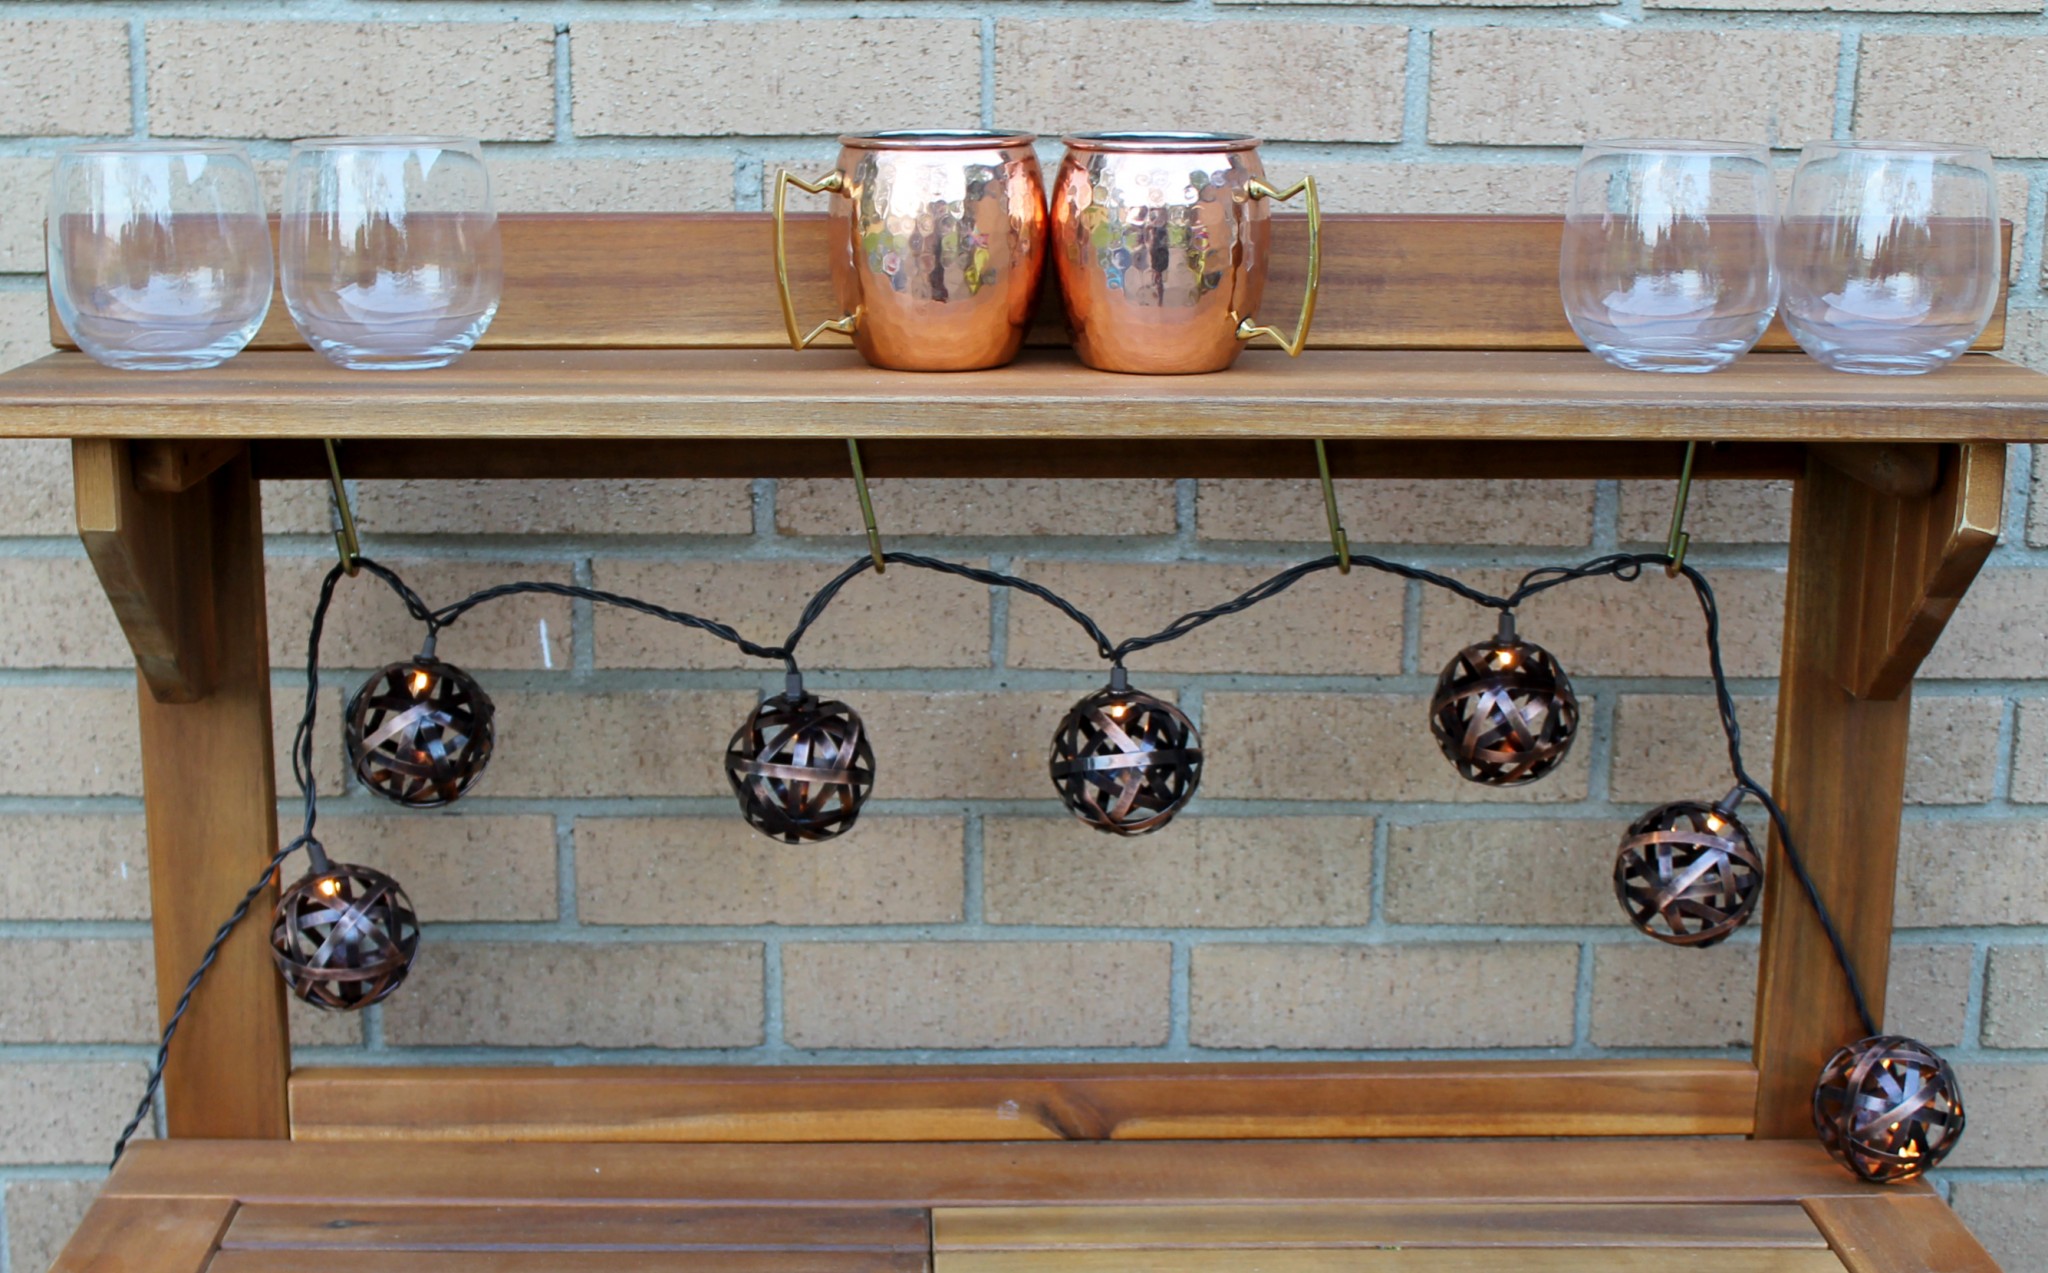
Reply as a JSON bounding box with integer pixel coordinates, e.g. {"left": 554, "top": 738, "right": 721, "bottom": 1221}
{"left": 1062, "top": 131, "right": 1263, "bottom": 153}
{"left": 838, "top": 128, "right": 1037, "bottom": 150}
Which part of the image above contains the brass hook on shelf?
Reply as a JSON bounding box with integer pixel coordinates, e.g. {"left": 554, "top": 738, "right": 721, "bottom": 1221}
{"left": 1315, "top": 439, "right": 1351, "bottom": 573}
{"left": 846, "top": 439, "right": 885, "bottom": 573}
{"left": 323, "top": 439, "right": 361, "bottom": 577}
{"left": 1665, "top": 440, "right": 1697, "bottom": 578}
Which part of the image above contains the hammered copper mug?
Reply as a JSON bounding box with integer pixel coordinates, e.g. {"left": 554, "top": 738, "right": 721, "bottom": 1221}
{"left": 1052, "top": 132, "right": 1320, "bottom": 374}
{"left": 773, "top": 130, "right": 1048, "bottom": 371}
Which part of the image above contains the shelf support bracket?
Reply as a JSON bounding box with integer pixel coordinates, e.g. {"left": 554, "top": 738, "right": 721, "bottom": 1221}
{"left": 74, "top": 440, "right": 219, "bottom": 703}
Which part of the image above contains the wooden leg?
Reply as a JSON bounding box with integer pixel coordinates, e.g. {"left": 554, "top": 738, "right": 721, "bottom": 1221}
{"left": 1752, "top": 444, "right": 2004, "bottom": 1138}
{"left": 77, "top": 443, "right": 291, "bottom": 1139}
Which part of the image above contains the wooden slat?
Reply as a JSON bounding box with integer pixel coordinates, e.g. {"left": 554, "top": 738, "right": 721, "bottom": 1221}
{"left": 7, "top": 350, "right": 2048, "bottom": 443}
{"left": 127, "top": 450, "right": 291, "bottom": 1139}
{"left": 287, "top": 1061, "right": 1758, "bottom": 1143}
{"left": 46, "top": 214, "right": 2010, "bottom": 354}
{"left": 930, "top": 1251, "right": 1846, "bottom": 1273}
{"left": 933, "top": 1203, "right": 1827, "bottom": 1249}
{"left": 1751, "top": 447, "right": 2005, "bottom": 1137}
{"left": 210, "top": 1253, "right": 928, "bottom": 1273}
{"left": 72, "top": 438, "right": 215, "bottom": 702}
{"left": 244, "top": 438, "right": 1811, "bottom": 483}
{"left": 102, "top": 1139, "right": 1901, "bottom": 1206}
{"left": 224, "top": 1204, "right": 930, "bottom": 1252}
{"left": 1803, "top": 1195, "right": 2002, "bottom": 1273}
{"left": 48, "top": 1195, "right": 235, "bottom": 1273}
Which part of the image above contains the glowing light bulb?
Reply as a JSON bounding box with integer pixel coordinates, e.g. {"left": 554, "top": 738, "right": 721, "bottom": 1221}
{"left": 1108, "top": 702, "right": 1128, "bottom": 719}
{"left": 1495, "top": 649, "right": 1516, "bottom": 668}
{"left": 409, "top": 668, "right": 432, "bottom": 695}
{"left": 1706, "top": 815, "right": 1725, "bottom": 832}
{"left": 317, "top": 877, "right": 342, "bottom": 898}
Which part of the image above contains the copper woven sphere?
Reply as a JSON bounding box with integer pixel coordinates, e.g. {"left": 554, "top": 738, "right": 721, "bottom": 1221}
{"left": 344, "top": 656, "right": 495, "bottom": 808}
{"left": 1050, "top": 671, "right": 1202, "bottom": 835}
{"left": 271, "top": 860, "right": 420, "bottom": 1011}
{"left": 1429, "top": 618, "right": 1578, "bottom": 786}
{"left": 1814, "top": 1035, "right": 1966, "bottom": 1183}
{"left": 1615, "top": 798, "right": 1764, "bottom": 947}
{"left": 725, "top": 687, "right": 875, "bottom": 843}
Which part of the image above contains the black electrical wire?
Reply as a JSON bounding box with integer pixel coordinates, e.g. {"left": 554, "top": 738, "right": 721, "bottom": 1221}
{"left": 114, "top": 541, "right": 1880, "bottom": 1167}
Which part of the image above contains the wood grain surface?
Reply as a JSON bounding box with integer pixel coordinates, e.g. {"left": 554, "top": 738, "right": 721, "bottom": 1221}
{"left": 6, "top": 350, "right": 2048, "bottom": 442}
{"left": 287, "top": 1060, "right": 1758, "bottom": 1143}
{"left": 99, "top": 1138, "right": 1909, "bottom": 1206}
{"left": 931, "top": 1202, "right": 1828, "bottom": 1249}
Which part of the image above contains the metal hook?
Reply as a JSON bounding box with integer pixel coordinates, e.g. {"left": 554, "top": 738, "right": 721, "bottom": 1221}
{"left": 1665, "top": 441, "right": 1697, "bottom": 578}
{"left": 322, "top": 439, "right": 361, "bottom": 577}
{"left": 1315, "top": 440, "right": 1351, "bottom": 573}
{"left": 846, "top": 439, "right": 885, "bottom": 574}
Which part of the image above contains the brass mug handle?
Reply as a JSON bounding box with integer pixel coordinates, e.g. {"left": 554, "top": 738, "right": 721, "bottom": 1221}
{"left": 1235, "top": 175, "right": 1321, "bottom": 357}
{"left": 773, "top": 169, "right": 860, "bottom": 349}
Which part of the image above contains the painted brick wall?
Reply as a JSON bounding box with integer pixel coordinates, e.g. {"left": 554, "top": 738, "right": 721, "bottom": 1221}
{"left": 3, "top": 4, "right": 2048, "bottom": 1271}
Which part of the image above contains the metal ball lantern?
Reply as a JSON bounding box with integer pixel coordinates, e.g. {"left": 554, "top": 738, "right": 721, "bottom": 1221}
{"left": 1615, "top": 789, "right": 1764, "bottom": 947}
{"left": 1050, "top": 667, "right": 1202, "bottom": 835}
{"left": 725, "top": 676, "right": 875, "bottom": 843}
{"left": 1814, "top": 1035, "right": 1966, "bottom": 1183}
{"left": 344, "top": 650, "right": 495, "bottom": 808}
{"left": 1429, "top": 613, "right": 1579, "bottom": 786}
{"left": 270, "top": 849, "right": 420, "bottom": 1011}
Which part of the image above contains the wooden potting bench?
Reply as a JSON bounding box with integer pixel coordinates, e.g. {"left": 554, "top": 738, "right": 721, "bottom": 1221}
{"left": 6, "top": 213, "right": 2043, "bottom": 1271}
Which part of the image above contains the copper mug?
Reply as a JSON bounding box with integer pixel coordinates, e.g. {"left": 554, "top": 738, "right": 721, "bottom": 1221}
{"left": 773, "top": 130, "right": 1048, "bottom": 371}
{"left": 1052, "top": 132, "right": 1320, "bottom": 374}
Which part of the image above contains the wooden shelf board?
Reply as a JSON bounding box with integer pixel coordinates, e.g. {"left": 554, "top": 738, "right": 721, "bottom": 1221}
{"left": 4, "top": 349, "right": 2048, "bottom": 442}
{"left": 103, "top": 1138, "right": 1908, "bottom": 1207}
{"left": 288, "top": 1059, "right": 1760, "bottom": 1144}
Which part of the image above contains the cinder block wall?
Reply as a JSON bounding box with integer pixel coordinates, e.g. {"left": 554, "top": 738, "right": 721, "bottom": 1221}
{"left": 4, "top": 7, "right": 2048, "bottom": 1271}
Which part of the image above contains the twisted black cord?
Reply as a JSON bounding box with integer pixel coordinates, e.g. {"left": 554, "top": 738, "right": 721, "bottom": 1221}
{"left": 108, "top": 841, "right": 298, "bottom": 1167}
{"left": 112, "top": 562, "right": 348, "bottom": 1166}
{"left": 375, "top": 543, "right": 1886, "bottom": 1039}
{"left": 1667, "top": 558, "right": 1881, "bottom": 1039}
{"left": 1517, "top": 551, "right": 1880, "bottom": 1039}
{"left": 116, "top": 541, "right": 1882, "bottom": 1168}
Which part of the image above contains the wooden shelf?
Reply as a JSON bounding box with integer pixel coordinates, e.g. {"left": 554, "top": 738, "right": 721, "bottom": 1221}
{"left": 6, "top": 348, "right": 2048, "bottom": 442}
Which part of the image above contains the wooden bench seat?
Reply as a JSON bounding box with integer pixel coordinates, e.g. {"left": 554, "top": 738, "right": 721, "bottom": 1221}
{"left": 56, "top": 1139, "right": 1999, "bottom": 1273}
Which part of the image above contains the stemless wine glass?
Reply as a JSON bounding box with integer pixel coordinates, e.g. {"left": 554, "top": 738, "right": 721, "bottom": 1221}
{"left": 47, "top": 142, "right": 273, "bottom": 371}
{"left": 1561, "top": 141, "right": 1779, "bottom": 373}
{"left": 281, "top": 137, "right": 502, "bottom": 370}
{"left": 1781, "top": 141, "right": 2000, "bottom": 375}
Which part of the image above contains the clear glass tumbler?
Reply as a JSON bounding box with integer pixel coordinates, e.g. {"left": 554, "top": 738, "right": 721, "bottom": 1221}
{"left": 1561, "top": 140, "right": 1779, "bottom": 373}
{"left": 281, "top": 137, "right": 502, "bottom": 371}
{"left": 47, "top": 142, "right": 273, "bottom": 371}
{"left": 1781, "top": 141, "right": 2000, "bottom": 375}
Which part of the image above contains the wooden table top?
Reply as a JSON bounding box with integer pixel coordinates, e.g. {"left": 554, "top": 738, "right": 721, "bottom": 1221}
{"left": 55, "top": 1139, "right": 1996, "bottom": 1273}
{"left": 4, "top": 348, "right": 2048, "bottom": 443}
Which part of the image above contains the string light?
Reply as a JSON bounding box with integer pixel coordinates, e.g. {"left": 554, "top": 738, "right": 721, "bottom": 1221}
{"left": 106, "top": 546, "right": 1961, "bottom": 1184}
{"left": 270, "top": 841, "right": 420, "bottom": 1013}
{"left": 1050, "top": 667, "right": 1202, "bottom": 835}
{"left": 1428, "top": 611, "right": 1579, "bottom": 786}
{"left": 344, "top": 643, "right": 495, "bottom": 808}
{"left": 724, "top": 673, "right": 875, "bottom": 843}
{"left": 1614, "top": 787, "right": 1762, "bottom": 947}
